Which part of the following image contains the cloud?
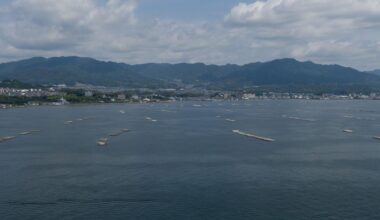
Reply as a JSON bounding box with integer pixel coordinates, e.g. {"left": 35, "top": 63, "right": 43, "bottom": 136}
{"left": 224, "top": 0, "right": 380, "bottom": 69}
{"left": 0, "top": 0, "right": 137, "bottom": 50}
{"left": 0, "top": 0, "right": 379, "bottom": 70}
{"left": 225, "top": 0, "right": 380, "bottom": 39}
{"left": 225, "top": 0, "right": 380, "bottom": 27}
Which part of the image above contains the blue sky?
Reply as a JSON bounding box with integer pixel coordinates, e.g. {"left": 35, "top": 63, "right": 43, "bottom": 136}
{"left": 0, "top": 0, "right": 379, "bottom": 70}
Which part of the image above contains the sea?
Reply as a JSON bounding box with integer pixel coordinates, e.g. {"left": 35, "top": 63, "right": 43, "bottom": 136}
{"left": 1, "top": 100, "right": 380, "bottom": 220}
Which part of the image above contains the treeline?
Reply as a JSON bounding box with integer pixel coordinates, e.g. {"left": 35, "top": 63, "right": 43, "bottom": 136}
{"left": 0, "top": 79, "right": 42, "bottom": 89}
{"left": 0, "top": 96, "right": 59, "bottom": 105}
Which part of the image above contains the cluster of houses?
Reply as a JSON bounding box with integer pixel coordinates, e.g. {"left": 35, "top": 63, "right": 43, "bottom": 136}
{"left": 2, "top": 82, "right": 380, "bottom": 109}
{"left": 238, "top": 92, "right": 380, "bottom": 100}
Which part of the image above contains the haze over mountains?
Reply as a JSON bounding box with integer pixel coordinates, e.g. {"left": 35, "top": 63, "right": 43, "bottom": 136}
{"left": 0, "top": 57, "right": 379, "bottom": 89}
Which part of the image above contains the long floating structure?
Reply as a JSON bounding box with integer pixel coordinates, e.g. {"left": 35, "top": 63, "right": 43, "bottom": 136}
{"left": 282, "top": 115, "right": 316, "bottom": 122}
{"left": 98, "top": 129, "right": 130, "bottom": 146}
{"left": 1, "top": 129, "right": 41, "bottom": 144}
{"left": 225, "top": 119, "right": 236, "bottom": 122}
{"left": 233, "top": 130, "right": 275, "bottom": 142}
{"left": 109, "top": 128, "right": 130, "bottom": 137}
{"left": 19, "top": 131, "right": 32, "bottom": 135}
{"left": 0, "top": 136, "right": 16, "bottom": 143}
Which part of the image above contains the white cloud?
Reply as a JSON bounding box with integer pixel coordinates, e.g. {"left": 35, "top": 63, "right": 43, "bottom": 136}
{"left": 0, "top": 0, "right": 137, "bottom": 50}
{"left": 224, "top": 0, "right": 380, "bottom": 69}
{"left": 0, "top": 0, "right": 379, "bottom": 70}
{"left": 225, "top": 0, "right": 380, "bottom": 29}
{"left": 224, "top": 0, "right": 380, "bottom": 41}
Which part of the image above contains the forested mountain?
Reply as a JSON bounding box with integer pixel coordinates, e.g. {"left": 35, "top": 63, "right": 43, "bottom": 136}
{"left": 0, "top": 57, "right": 378, "bottom": 89}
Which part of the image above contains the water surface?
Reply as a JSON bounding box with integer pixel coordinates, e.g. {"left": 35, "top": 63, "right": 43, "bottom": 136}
{"left": 1, "top": 100, "right": 380, "bottom": 220}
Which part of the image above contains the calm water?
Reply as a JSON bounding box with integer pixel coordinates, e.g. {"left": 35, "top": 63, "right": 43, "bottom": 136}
{"left": 1, "top": 100, "right": 380, "bottom": 220}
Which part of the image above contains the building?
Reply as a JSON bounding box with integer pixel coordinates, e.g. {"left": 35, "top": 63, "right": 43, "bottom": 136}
{"left": 242, "top": 93, "right": 256, "bottom": 100}
{"left": 117, "top": 94, "right": 126, "bottom": 100}
{"left": 85, "top": 91, "right": 93, "bottom": 97}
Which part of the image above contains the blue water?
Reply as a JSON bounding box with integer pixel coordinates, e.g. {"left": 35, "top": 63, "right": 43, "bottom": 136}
{"left": 1, "top": 100, "right": 380, "bottom": 220}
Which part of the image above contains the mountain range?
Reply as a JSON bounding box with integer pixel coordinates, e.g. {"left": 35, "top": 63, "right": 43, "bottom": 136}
{"left": 369, "top": 69, "right": 380, "bottom": 76}
{"left": 0, "top": 56, "right": 379, "bottom": 89}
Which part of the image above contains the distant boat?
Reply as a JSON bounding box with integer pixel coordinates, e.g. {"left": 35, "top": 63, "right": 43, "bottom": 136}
{"left": 122, "top": 129, "right": 130, "bottom": 132}
{"left": 233, "top": 130, "right": 275, "bottom": 142}
{"left": 343, "top": 129, "right": 353, "bottom": 133}
{"left": 193, "top": 104, "right": 202, "bottom": 107}
{"left": 373, "top": 136, "right": 380, "bottom": 140}
{"left": 97, "top": 138, "right": 108, "bottom": 146}
{"left": 120, "top": 110, "right": 125, "bottom": 114}
{"left": 64, "top": 120, "right": 73, "bottom": 124}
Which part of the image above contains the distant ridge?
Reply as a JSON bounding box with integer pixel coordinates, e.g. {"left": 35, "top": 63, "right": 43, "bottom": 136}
{"left": 0, "top": 56, "right": 379, "bottom": 89}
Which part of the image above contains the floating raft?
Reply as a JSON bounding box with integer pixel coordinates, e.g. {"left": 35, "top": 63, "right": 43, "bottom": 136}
{"left": 146, "top": 117, "right": 158, "bottom": 122}
{"left": 19, "top": 131, "right": 32, "bottom": 135}
{"left": 19, "top": 130, "right": 41, "bottom": 135}
{"left": 343, "top": 129, "right": 353, "bottom": 133}
{"left": 282, "top": 115, "right": 316, "bottom": 122}
{"left": 109, "top": 129, "right": 130, "bottom": 137}
{"left": 109, "top": 131, "right": 123, "bottom": 137}
{"left": 97, "top": 138, "right": 108, "bottom": 146}
{"left": 0, "top": 136, "right": 16, "bottom": 143}
{"left": 233, "top": 130, "right": 275, "bottom": 142}
{"left": 161, "top": 109, "right": 176, "bottom": 113}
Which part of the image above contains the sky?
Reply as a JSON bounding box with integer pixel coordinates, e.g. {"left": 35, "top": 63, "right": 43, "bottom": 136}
{"left": 0, "top": 0, "right": 379, "bottom": 70}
